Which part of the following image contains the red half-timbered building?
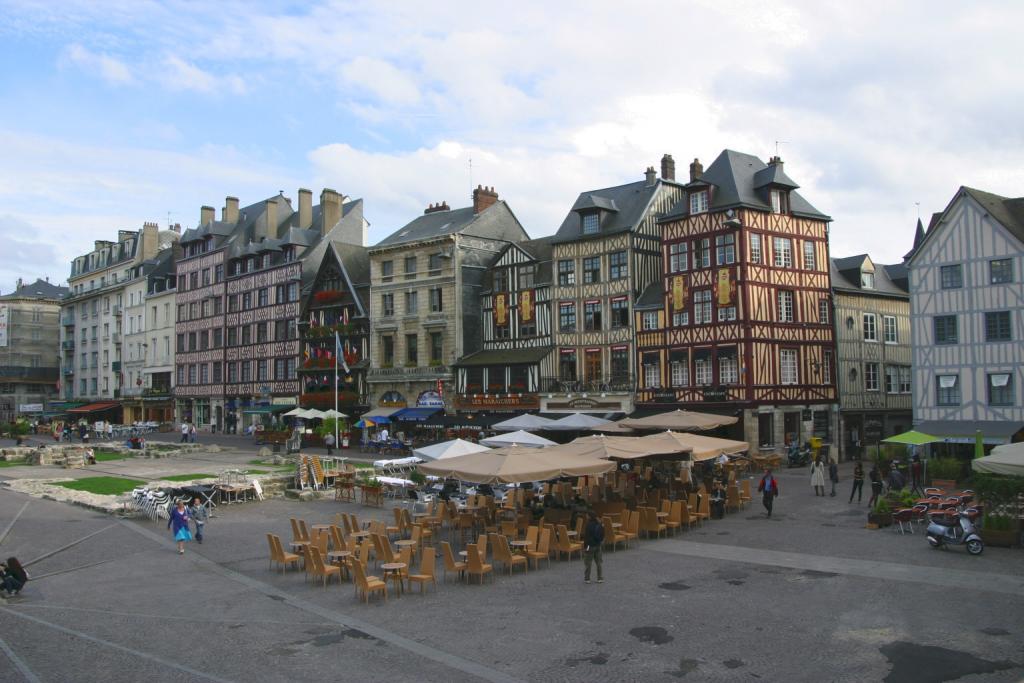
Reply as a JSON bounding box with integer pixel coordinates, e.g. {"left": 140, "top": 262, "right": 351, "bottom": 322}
{"left": 636, "top": 150, "right": 839, "bottom": 453}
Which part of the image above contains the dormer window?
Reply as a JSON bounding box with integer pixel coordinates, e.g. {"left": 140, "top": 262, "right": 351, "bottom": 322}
{"left": 861, "top": 271, "right": 875, "bottom": 289}
{"left": 689, "top": 190, "right": 708, "bottom": 215}
{"left": 582, "top": 213, "right": 599, "bottom": 235}
{"left": 770, "top": 189, "right": 788, "bottom": 214}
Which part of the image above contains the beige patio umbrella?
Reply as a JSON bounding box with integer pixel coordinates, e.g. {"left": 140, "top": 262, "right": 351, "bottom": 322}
{"left": 590, "top": 421, "right": 636, "bottom": 434}
{"left": 416, "top": 444, "right": 616, "bottom": 484}
{"left": 619, "top": 409, "right": 738, "bottom": 432}
{"left": 639, "top": 431, "right": 749, "bottom": 462}
{"left": 551, "top": 434, "right": 690, "bottom": 460}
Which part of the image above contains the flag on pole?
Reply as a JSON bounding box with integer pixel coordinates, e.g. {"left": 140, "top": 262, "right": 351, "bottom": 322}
{"left": 336, "top": 331, "right": 350, "bottom": 373}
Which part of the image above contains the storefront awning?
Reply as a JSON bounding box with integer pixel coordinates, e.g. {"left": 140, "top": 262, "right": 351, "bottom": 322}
{"left": 913, "top": 420, "right": 1024, "bottom": 445}
{"left": 362, "top": 407, "right": 404, "bottom": 419}
{"left": 455, "top": 347, "right": 552, "bottom": 367}
{"left": 241, "top": 405, "right": 292, "bottom": 415}
{"left": 393, "top": 407, "right": 443, "bottom": 422}
{"left": 66, "top": 401, "right": 121, "bottom": 414}
{"left": 419, "top": 414, "right": 502, "bottom": 430}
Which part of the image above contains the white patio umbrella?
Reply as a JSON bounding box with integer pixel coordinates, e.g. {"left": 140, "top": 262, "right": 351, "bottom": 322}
{"left": 546, "top": 413, "right": 612, "bottom": 431}
{"left": 322, "top": 409, "right": 349, "bottom": 419}
{"left": 414, "top": 438, "right": 492, "bottom": 461}
{"left": 282, "top": 407, "right": 309, "bottom": 417}
{"left": 480, "top": 430, "right": 557, "bottom": 448}
{"left": 303, "top": 409, "right": 328, "bottom": 419}
{"left": 491, "top": 414, "right": 556, "bottom": 431}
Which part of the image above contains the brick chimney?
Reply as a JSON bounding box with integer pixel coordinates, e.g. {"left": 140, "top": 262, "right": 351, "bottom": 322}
{"left": 661, "top": 154, "right": 675, "bottom": 181}
{"left": 172, "top": 222, "right": 181, "bottom": 234}
{"left": 424, "top": 201, "right": 450, "bottom": 214}
{"left": 321, "top": 188, "right": 342, "bottom": 234}
{"left": 263, "top": 198, "right": 279, "bottom": 240}
{"left": 200, "top": 205, "right": 215, "bottom": 226}
{"left": 140, "top": 221, "right": 159, "bottom": 260}
{"left": 472, "top": 185, "right": 499, "bottom": 214}
{"left": 298, "top": 188, "right": 313, "bottom": 229}
{"left": 223, "top": 196, "right": 239, "bottom": 223}
{"left": 689, "top": 158, "right": 703, "bottom": 183}
{"left": 644, "top": 166, "right": 657, "bottom": 186}
{"left": 768, "top": 155, "right": 783, "bottom": 168}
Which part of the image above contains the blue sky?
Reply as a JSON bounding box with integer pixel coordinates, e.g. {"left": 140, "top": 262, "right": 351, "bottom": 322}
{"left": 1, "top": 0, "right": 1022, "bottom": 289}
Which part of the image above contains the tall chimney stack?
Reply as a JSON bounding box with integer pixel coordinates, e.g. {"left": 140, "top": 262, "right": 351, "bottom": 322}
{"left": 768, "top": 155, "right": 783, "bottom": 168}
{"left": 321, "top": 188, "right": 341, "bottom": 235}
{"left": 264, "top": 198, "right": 279, "bottom": 240}
{"left": 298, "top": 188, "right": 313, "bottom": 229}
{"left": 689, "top": 158, "right": 703, "bottom": 183}
{"left": 660, "top": 154, "right": 675, "bottom": 181}
{"left": 200, "top": 205, "right": 215, "bottom": 226}
{"left": 424, "top": 201, "right": 450, "bottom": 214}
{"left": 472, "top": 185, "right": 499, "bottom": 214}
{"left": 644, "top": 167, "right": 657, "bottom": 186}
{"left": 223, "top": 196, "right": 239, "bottom": 223}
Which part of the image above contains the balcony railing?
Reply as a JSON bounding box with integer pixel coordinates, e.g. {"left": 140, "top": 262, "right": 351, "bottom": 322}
{"left": 63, "top": 366, "right": 74, "bottom": 375}
{"left": 62, "top": 313, "right": 75, "bottom": 325}
{"left": 368, "top": 365, "right": 450, "bottom": 380}
{"left": 113, "top": 305, "right": 122, "bottom": 316}
{"left": 112, "top": 332, "right": 121, "bottom": 343}
{"left": 61, "top": 340, "right": 75, "bottom": 350}
{"left": 539, "top": 375, "right": 635, "bottom": 393}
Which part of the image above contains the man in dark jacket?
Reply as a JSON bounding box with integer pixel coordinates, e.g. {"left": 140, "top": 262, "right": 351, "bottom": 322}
{"left": 757, "top": 468, "right": 779, "bottom": 518}
{"left": 828, "top": 459, "right": 839, "bottom": 497}
{"left": 582, "top": 510, "right": 605, "bottom": 584}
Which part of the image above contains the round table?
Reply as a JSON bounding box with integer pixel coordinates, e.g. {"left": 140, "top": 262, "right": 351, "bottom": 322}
{"left": 380, "top": 562, "right": 406, "bottom": 595}
{"left": 311, "top": 524, "right": 332, "bottom": 532}
{"left": 395, "top": 539, "right": 417, "bottom": 550}
{"left": 510, "top": 540, "right": 531, "bottom": 554}
{"left": 327, "top": 550, "right": 351, "bottom": 569}
{"left": 611, "top": 523, "right": 622, "bottom": 529}
{"left": 656, "top": 512, "right": 669, "bottom": 519}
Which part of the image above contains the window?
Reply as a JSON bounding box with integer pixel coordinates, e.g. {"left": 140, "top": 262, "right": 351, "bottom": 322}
{"left": 200, "top": 364, "right": 209, "bottom": 384}
{"left": 212, "top": 328, "right": 222, "bottom": 348}
{"left": 936, "top": 375, "right": 960, "bottom": 406}
{"left": 773, "top": 238, "right": 792, "bottom": 268}
{"left": 558, "top": 260, "right": 575, "bottom": 285}
{"left": 256, "top": 322, "right": 268, "bottom": 343}
{"left": 669, "top": 242, "right": 688, "bottom": 272}
{"left": 190, "top": 272, "right": 198, "bottom": 289}
{"left": 934, "top": 315, "right": 958, "bottom": 344}
{"left": 610, "top": 347, "right": 629, "bottom": 380}
{"left": 584, "top": 301, "right": 602, "bottom": 331}
{"left": 583, "top": 257, "right": 601, "bottom": 284}
{"left": 177, "top": 365, "right": 185, "bottom": 385}
{"left": 642, "top": 311, "right": 658, "bottom": 330}
{"left": 242, "top": 292, "right": 252, "bottom": 310}
{"left": 689, "top": 190, "right": 708, "bottom": 214}
{"left": 381, "top": 335, "right": 394, "bottom": 366}
{"left": 257, "top": 288, "right": 269, "bottom": 307}
{"left": 899, "top": 366, "right": 911, "bottom": 394}
{"left": 822, "top": 350, "right": 833, "bottom": 384}
{"left": 226, "top": 362, "right": 237, "bottom": 383}
{"left": 818, "top": 299, "right": 829, "bottom": 324}
{"left": 286, "top": 358, "right": 297, "bottom": 379}
{"left": 430, "top": 332, "right": 443, "bottom": 363}
{"left": 256, "top": 360, "right": 268, "bottom": 382}
{"left": 188, "top": 364, "right": 197, "bottom": 384}
{"left": 940, "top": 264, "right": 962, "bottom": 289}
{"left": 985, "top": 311, "right": 1011, "bottom": 342}
{"left": 749, "top": 234, "right": 762, "bottom": 264}
{"left": 880, "top": 315, "right": 898, "bottom": 343}
{"left": 885, "top": 365, "right": 898, "bottom": 394}
{"left": 213, "top": 297, "right": 223, "bottom": 315}
{"left": 716, "top": 234, "right": 735, "bottom": 265}
{"left": 275, "top": 358, "right": 285, "bottom": 380}
{"left": 694, "top": 238, "right": 710, "bottom": 269}
{"left": 405, "top": 291, "right": 418, "bottom": 315}
{"left": 429, "top": 288, "right": 443, "bottom": 313}
{"left": 226, "top": 327, "right": 237, "bottom": 346}
{"left": 287, "top": 282, "right": 299, "bottom": 301}
{"left": 780, "top": 349, "right": 798, "bottom": 384}
{"left": 639, "top": 357, "right": 658, "bottom": 388}
{"left": 717, "top": 304, "right": 736, "bottom": 322}
{"left": 559, "top": 350, "right": 577, "bottom": 380}
{"left": 672, "top": 311, "right": 689, "bottom": 326}
{"left": 694, "top": 356, "right": 712, "bottom": 386}
{"left": 694, "top": 289, "right": 712, "bottom": 324}
{"left": 559, "top": 302, "right": 576, "bottom": 331}
{"left": 520, "top": 312, "right": 536, "bottom": 337}
{"left": 188, "top": 332, "right": 197, "bottom": 351}
{"left": 275, "top": 284, "right": 285, "bottom": 304}
{"left": 381, "top": 260, "right": 394, "bottom": 282}
{"left": 803, "top": 242, "right": 815, "bottom": 270}
{"left": 770, "top": 189, "right": 787, "bottom": 214}
{"left": 670, "top": 360, "right": 689, "bottom": 387}
{"left": 582, "top": 213, "right": 599, "bottom": 234}
{"left": 240, "top": 326, "right": 251, "bottom": 345}
{"left": 214, "top": 265, "right": 223, "bottom": 282}
{"left": 610, "top": 298, "right": 629, "bottom": 328}
{"left": 988, "top": 373, "right": 1014, "bottom": 406}
{"left": 382, "top": 293, "right": 394, "bottom": 317}
{"left": 404, "top": 256, "right": 417, "bottom": 280}
{"left": 405, "top": 334, "right": 418, "bottom": 365}
{"left": 518, "top": 265, "right": 535, "bottom": 288}
{"left": 609, "top": 251, "right": 628, "bottom": 280}
{"left": 202, "top": 268, "right": 211, "bottom": 286}
{"left": 990, "top": 258, "right": 1013, "bottom": 284}
{"left": 863, "top": 313, "right": 877, "bottom": 341}
{"left": 778, "top": 290, "right": 794, "bottom": 323}
{"left": 719, "top": 353, "right": 738, "bottom": 384}
{"left": 758, "top": 412, "right": 775, "bottom": 447}
{"left": 227, "top": 296, "right": 237, "bottom": 313}
{"left": 492, "top": 269, "right": 508, "bottom": 292}
{"left": 428, "top": 254, "right": 443, "bottom": 275}
{"left": 864, "top": 362, "right": 879, "bottom": 391}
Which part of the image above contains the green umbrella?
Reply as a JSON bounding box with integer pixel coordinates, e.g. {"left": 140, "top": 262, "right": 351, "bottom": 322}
{"left": 881, "top": 430, "right": 941, "bottom": 446}
{"left": 974, "top": 430, "right": 985, "bottom": 459}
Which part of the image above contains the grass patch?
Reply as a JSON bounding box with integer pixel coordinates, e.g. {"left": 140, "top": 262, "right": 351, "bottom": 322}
{"left": 248, "top": 459, "right": 268, "bottom": 465}
{"left": 245, "top": 469, "right": 270, "bottom": 474}
{"left": 57, "top": 476, "right": 144, "bottom": 495}
{"left": 94, "top": 449, "right": 130, "bottom": 462}
{"left": 353, "top": 462, "right": 375, "bottom": 469}
{"left": 160, "top": 473, "right": 217, "bottom": 482}
{"left": 0, "top": 460, "right": 27, "bottom": 467}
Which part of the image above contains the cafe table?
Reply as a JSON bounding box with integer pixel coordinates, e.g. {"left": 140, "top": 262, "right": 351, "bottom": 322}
{"left": 380, "top": 562, "right": 406, "bottom": 595}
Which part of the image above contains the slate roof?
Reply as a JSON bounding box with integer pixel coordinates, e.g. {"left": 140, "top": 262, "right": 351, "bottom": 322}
{"left": 830, "top": 255, "right": 908, "bottom": 297}
{"left": 331, "top": 241, "right": 371, "bottom": 315}
{"left": 552, "top": 179, "right": 679, "bottom": 244}
{"left": 962, "top": 187, "right": 1024, "bottom": 244}
{"left": 373, "top": 200, "right": 526, "bottom": 249}
{"left": 516, "top": 236, "right": 554, "bottom": 284}
{"left": 634, "top": 282, "right": 663, "bottom": 310}
{"left": 662, "top": 150, "right": 829, "bottom": 222}
{"left": 0, "top": 278, "right": 68, "bottom": 301}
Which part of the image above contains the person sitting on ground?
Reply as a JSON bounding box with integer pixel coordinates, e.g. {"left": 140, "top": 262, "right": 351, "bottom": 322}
{"left": 85, "top": 448, "right": 96, "bottom": 465}
{"left": 0, "top": 558, "right": 28, "bottom": 596}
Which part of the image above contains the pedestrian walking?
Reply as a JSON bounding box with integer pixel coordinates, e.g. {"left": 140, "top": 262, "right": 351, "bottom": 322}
{"left": 324, "top": 432, "right": 335, "bottom": 455}
{"left": 868, "top": 464, "right": 883, "bottom": 507}
{"left": 167, "top": 500, "right": 192, "bottom": 555}
{"left": 757, "top": 468, "right": 779, "bottom": 517}
{"left": 180, "top": 421, "right": 190, "bottom": 443}
{"left": 190, "top": 497, "right": 208, "bottom": 544}
{"left": 810, "top": 458, "right": 826, "bottom": 496}
{"left": 189, "top": 423, "right": 197, "bottom": 443}
{"left": 582, "top": 510, "right": 604, "bottom": 584}
{"left": 106, "top": 422, "right": 113, "bottom": 441}
{"left": 849, "top": 461, "right": 864, "bottom": 503}
{"left": 828, "top": 458, "right": 839, "bottom": 497}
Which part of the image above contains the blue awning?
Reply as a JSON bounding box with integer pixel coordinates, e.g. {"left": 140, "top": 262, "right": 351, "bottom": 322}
{"left": 393, "top": 407, "right": 443, "bottom": 422}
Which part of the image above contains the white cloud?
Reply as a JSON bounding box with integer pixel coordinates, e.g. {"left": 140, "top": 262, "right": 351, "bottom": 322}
{"left": 339, "top": 57, "right": 420, "bottom": 105}
{"left": 162, "top": 55, "right": 246, "bottom": 95}
{"left": 63, "top": 43, "right": 133, "bottom": 84}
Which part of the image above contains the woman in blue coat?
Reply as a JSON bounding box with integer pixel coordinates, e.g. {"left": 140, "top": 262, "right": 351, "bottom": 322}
{"left": 167, "top": 499, "right": 192, "bottom": 555}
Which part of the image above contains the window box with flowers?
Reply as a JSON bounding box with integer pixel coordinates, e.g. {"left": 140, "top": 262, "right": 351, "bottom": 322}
{"left": 313, "top": 290, "right": 345, "bottom": 305}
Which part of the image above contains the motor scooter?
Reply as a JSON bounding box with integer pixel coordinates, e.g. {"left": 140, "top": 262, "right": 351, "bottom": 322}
{"left": 926, "top": 510, "right": 984, "bottom": 555}
{"left": 787, "top": 442, "right": 811, "bottom": 468}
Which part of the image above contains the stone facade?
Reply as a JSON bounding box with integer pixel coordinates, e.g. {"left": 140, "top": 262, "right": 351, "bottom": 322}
{"left": 0, "top": 278, "right": 67, "bottom": 422}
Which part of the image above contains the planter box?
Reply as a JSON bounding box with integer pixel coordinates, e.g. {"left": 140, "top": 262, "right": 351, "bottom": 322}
{"left": 868, "top": 512, "right": 893, "bottom": 528}
{"left": 981, "top": 529, "right": 1017, "bottom": 548}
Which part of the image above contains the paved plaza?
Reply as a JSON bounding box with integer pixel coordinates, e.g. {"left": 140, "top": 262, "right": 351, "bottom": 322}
{"left": 1, "top": 439, "right": 1022, "bottom": 682}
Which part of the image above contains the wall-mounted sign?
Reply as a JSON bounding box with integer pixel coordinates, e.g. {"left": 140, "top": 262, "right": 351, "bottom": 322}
{"left": 519, "top": 289, "right": 534, "bottom": 322}
{"left": 417, "top": 390, "right": 445, "bottom": 408}
{"left": 703, "top": 387, "right": 728, "bottom": 402}
{"left": 0, "top": 304, "right": 8, "bottom": 347}
{"left": 495, "top": 293, "right": 508, "bottom": 326}
{"left": 715, "top": 268, "right": 735, "bottom": 306}
{"left": 672, "top": 275, "right": 687, "bottom": 312}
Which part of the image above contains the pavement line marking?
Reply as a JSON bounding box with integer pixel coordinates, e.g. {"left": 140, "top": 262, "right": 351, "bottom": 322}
{"left": 119, "top": 519, "right": 523, "bottom": 683}
{"left": 0, "top": 608, "right": 235, "bottom": 682}
{"left": 0, "top": 501, "right": 30, "bottom": 547}
{"left": 17, "top": 603, "right": 333, "bottom": 626}
{"left": 0, "top": 633, "right": 41, "bottom": 683}
{"left": 645, "top": 540, "right": 1024, "bottom": 596}
{"left": 26, "top": 557, "right": 119, "bottom": 580}
{"left": 23, "top": 523, "right": 119, "bottom": 568}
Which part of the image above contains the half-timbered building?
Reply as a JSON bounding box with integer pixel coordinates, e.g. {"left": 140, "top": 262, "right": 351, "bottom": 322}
{"left": 544, "top": 158, "right": 686, "bottom": 415}
{"left": 638, "top": 150, "right": 839, "bottom": 452}
{"left": 831, "top": 254, "right": 912, "bottom": 459}
{"left": 454, "top": 237, "right": 553, "bottom": 414}
{"left": 908, "top": 187, "right": 1024, "bottom": 448}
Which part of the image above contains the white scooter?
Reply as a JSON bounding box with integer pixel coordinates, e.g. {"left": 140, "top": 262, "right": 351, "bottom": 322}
{"left": 926, "top": 509, "right": 984, "bottom": 555}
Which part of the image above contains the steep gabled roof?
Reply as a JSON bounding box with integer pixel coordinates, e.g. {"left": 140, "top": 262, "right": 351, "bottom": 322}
{"left": 634, "top": 282, "right": 663, "bottom": 310}
{"left": 909, "top": 187, "right": 1024, "bottom": 266}
{"left": 552, "top": 178, "right": 679, "bottom": 244}
{"left": 0, "top": 278, "right": 68, "bottom": 301}
{"left": 373, "top": 200, "right": 526, "bottom": 249}
{"left": 830, "top": 255, "right": 908, "bottom": 297}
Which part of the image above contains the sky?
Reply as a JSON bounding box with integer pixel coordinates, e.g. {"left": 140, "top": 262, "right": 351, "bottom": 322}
{"left": 1, "top": 0, "right": 1022, "bottom": 290}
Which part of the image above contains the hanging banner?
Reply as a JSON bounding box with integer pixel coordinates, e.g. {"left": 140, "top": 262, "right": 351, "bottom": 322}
{"left": 0, "top": 304, "right": 7, "bottom": 347}
{"left": 715, "top": 267, "right": 735, "bottom": 306}
{"left": 519, "top": 289, "right": 534, "bottom": 322}
{"left": 672, "top": 275, "right": 687, "bottom": 312}
{"left": 495, "top": 293, "right": 508, "bottom": 326}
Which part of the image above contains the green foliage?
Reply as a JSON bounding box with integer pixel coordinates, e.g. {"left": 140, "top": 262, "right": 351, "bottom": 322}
{"left": 983, "top": 513, "right": 1013, "bottom": 531}
{"left": 409, "top": 470, "right": 426, "bottom": 485}
{"left": 160, "top": 473, "right": 218, "bottom": 482}
{"left": 359, "top": 474, "right": 382, "bottom": 488}
{"left": 872, "top": 498, "right": 891, "bottom": 515}
{"left": 928, "top": 458, "right": 963, "bottom": 482}
{"left": 4, "top": 421, "right": 30, "bottom": 437}
{"left": 94, "top": 449, "right": 129, "bottom": 462}
{"left": 57, "top": 476, "right": 144, "bottom": 495}
{"left": 972, "top": 473, "right": 1024, "bottom": 511}
{"left": 315, "top": 417, "right": 348, "bottom": 438}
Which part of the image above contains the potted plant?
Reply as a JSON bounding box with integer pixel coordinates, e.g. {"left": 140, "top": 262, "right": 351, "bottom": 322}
{"left": 928, "top": 457, "right": 962, "bottom": 488}
{"left": 980, "top": 514, "right": 1017, "bottom": 548}
{"left": 868, "top": 498, "right": 893, "bottom": 528}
